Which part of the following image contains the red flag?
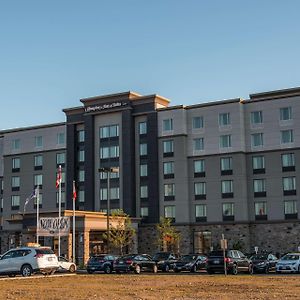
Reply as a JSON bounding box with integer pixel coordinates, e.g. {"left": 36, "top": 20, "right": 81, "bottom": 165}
{"left": 72, "top": 181, "right": 77, "bottom": 201}
{"left": 56, "top": 165, "right": 62, "bottom": 188}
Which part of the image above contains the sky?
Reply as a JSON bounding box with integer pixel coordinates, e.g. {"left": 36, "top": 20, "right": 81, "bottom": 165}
{"left": 1, "top": 0, "right": 300, "bottom": 130}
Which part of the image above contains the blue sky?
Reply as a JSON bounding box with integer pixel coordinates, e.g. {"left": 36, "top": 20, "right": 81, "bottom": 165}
{"left": 1, "top": 0, "right": 300, "bottom": 129}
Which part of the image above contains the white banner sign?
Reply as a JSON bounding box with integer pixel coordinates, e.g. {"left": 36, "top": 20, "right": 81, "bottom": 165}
{"left": 38, "top": 217, "right": 70, "bottom": 237}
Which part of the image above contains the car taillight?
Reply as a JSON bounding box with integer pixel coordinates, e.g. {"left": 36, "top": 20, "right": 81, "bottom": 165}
{"left": 126, "top": 259, "right": 133, "bottom": 265}
{"left": 34, "top": 253, "right": 44, "bottom": 258}
{"left": 224, "top": 257, "right": 232, "bottom": 263}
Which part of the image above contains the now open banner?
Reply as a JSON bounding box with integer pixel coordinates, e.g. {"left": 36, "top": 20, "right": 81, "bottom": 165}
{"left": 38, "top": 217, "right": 70, "bottom": 236}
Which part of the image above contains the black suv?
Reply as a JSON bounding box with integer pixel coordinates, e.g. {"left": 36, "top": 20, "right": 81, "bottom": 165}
{"left": 206, "top": 250, "right": 253, "bottom": 275}
{"left": 86, "top": 254, "right": 118, "bottom": 274}
{"left": 152, "top": 252, "right": 178, "bottom": 272}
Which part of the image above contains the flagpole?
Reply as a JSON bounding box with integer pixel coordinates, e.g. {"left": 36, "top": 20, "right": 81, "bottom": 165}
{"left": 36, "top": 185, "right": 40, "bottom": 244}
{"left": 58, "top": 165, "right": 61, "bottom": 258}
{"left": 72, "top": 180, "right": 76, "bottom": 264}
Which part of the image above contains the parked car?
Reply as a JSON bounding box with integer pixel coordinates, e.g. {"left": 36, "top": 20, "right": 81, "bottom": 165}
{"left": 250, "top": 253, "right": 278, "bottom": 273}
{"left": 206, "top": 250, "right": 253, "bottom": 275}
{"left": 57, "top": 256, "right": 77, "bottom": 273}
{"left": 173, "top": 254, "right": 207, "bottom": 273}
{"left": 276, "top": 253, "right": 300, "bottom": 273}
{"left": 152, "top": 252, "right": 178, "bottom": 272}
{"left": 0, "top": 246, "right": 59, "bottom": 277}
{"left": 114, "top": 254, "right": 158, "bottom": 274}
{"left": 86, "top": 254, "right": 118, "bottom": 274}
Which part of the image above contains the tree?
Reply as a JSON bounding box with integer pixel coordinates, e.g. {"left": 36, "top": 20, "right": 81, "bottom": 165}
{"left": 156, "top": 217, "right": 181, "bottom": 253}
{"left": 103, "top": 209, "right": 136, "bottom": 255}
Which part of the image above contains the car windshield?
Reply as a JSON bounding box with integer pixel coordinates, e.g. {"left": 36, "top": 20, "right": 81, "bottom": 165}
{"left": 281, "top": 254, "right": 300, "bottom": 261}
{"left": 153, "top": 253, "right": 169, "bottom": 260}
{"left": 36, "top": 248, "right": 54, "bottom": 255}
{"left": 251, "top": 254, "right": 268, "bottom": 260}
{"left": 181, "top": 255, "right": 196, "bottom": 262}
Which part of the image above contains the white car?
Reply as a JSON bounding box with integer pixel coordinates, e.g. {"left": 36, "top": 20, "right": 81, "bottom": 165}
{"left": 58, "top": 256, "right": 77, "bottom": 273}
{"left": 276, "top": 253, "right": 300, "bottom": 273}
{"left": 0, "top": 246, "right": 59, "bottom": 277}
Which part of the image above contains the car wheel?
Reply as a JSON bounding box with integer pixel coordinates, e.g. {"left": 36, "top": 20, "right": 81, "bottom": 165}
{"left": 134, "top": 265, "right": 141, "bottom": 274}
{"left": 191, "top": 265, "right": 197, "bottom": 273}
{"left": 248, "top": 264, "right": 254, "bottom": 275}
{"left": 104, "top": 265, "right": 112, "bottom": 274}
{"left": 174, "top": 268, "right": 180, "bottom": 273}
{"left": 265, "top": 265, "right": 269, "bottom": 274}
{"left": 232, "top": 264, "right": 238, "bottom": 275}
{"left": 21, "top": 265, "right": 33, "bottom": 277}
{"left": 153, "top": 265, "right": 158, "bottom": 273}
{"left": 69, "top": 265, "right": 76, "bottom": 273}
{"left": 164, "top": 265, "right": 170, "bottom": 272}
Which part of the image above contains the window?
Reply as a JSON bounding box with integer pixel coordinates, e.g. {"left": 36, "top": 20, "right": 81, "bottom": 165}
{"left": 251, "top": 111, "right": 263, "bottom": 124}
{"left": 163, "top": 140, "right": 174, "bottom": 157}
{"left": 255, "top": 202, "right": 267, "bottom": 220}
{"left": 78, "top": 130, "right": 85, "bottom": 143}
{"left": 220, "top": 157, "right": 232, "bottom": 175}
{"left": 140, "top": 143, "right": 147, "bottom": 156}
{"left": 56, "top": 153, "right": 65, "bottom": 165}
{"left": 283, "top": 177, "right": 296, "bottom": 195}
{"left": 281, "top": 130, "right": 294, "bottom": 144}
{"left": 34, "top": 174, "right": 43, "bottom": 187}
{"left": 195, "top": 204, "right": 207, "bottom": 222}
{"left": 140, "top": 185, "right": 148, "bottom": 198}
{"left": 34, "top": 194, "right": 42, "bottom": 208}
{"left": 56, "top": 192, "right": 66, "bottom": 206}
{"left": 110, "top": 187, "right": 120, "bottom": 200}
{"left": 100, "top": 188, "right": 107, "bottom": 200}
{"left": 35, "top": 136, "right": 43, "bottom": 148}
{"left": 100, "top": 125, "right": 119, "bottom": 138}
{"left": 194, "top": 160, "right": 205, "bottom": 177}
{"left": 12, "top": 139, "right": 20, "bottom": 150}
{"left": 34, "top": 155, "right": 43, "bottom": 169}
{"left": 163, "top": 161, "right": 174, "bottom": 178}
{"left": 139, "top": 122, "right": 147, "bottom": 135}
{"left": 11, "top": 195, "right": 20, "bottom": 210}
{"left": 100, "top": 147, "right": 110, "bottom": 159}
{"left": 280, "top": 107, "right": 292, "bottom": 121}
{"left": 100, "top": 146, "right": 119, "bottom": 159}
{"left": 219, "top": 113, "right": 230, "bottom": 126}
{"left": 12, "top": 158, "right": 20, "bottom": 171}
{"left": 164, "top": 184, "right": 175, "bottom": 200}
{"left": 79, "top": 190, "right": 85, "bottom": 203}
{"left": 78, "top": 150, "right": 85, "bottom": 162}
{"left": 192, "top": 116, "right": 204, "bottom": 129}
{"left": 164, "top": 205, "right": 175, "bottom": 220}
{"left": 100, "top": 169, "right": 119, "bottom": 179}
{"left": 282, "top": 153, "right": 295, "bottom": 172}
{"left": 284, "top": 200, "right": 297, "bottom": 219}
{"left": 222, "top": 203, "right": 234, "bottom": 220}
{"left": 219, "top": 135, "right": 231, "bottom": 148}
{"left": 140, "top": 164, "right": 148, "bottom": 177}
{"left": 140, "top": 207, "right": 149, "bottom": 218}
{"left": 57, "top": 132, "right": 65, "bottom": 145}
{"left": 193, "top": 138, "right": 204, "bottom": 151}
{"left": 163, "top": 119, "right": 173, "bottom": 131}
{"left": 11, "top": 177, "right": 20, "bottom": 190}
{"left": 252, "top": 156, "right": 265, "bottom": 174}
{"left": 253, "top": 179, "right": 266, "bottom": 197}
{"left": 78, "top": 170, "right": 85, "bottom": 182}
{"left": 221, "top": 180, "right": 233, "bottom": 198}
{"left": 110, "top": 146, "right": 119, "bottom": 158}
{"left": 194, "top": 182, "right": 206, "bottom": 199}
{"left": 251, "top": 133, "right": 264, "bottom": 147}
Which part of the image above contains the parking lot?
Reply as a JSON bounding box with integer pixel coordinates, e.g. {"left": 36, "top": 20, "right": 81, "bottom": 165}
{"left": 0, "top": 272, "right": 299, "bottom": 299}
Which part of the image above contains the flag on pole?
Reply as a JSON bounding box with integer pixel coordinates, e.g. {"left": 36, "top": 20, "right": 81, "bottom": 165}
{"left": 23, "top": 186, "right": 39, "bottom": 214}
{"left": 56, "top": 165, "right": 62, "bottom": 188}
{"left": 72, "top": 181, "right": 77, "bottom": 201}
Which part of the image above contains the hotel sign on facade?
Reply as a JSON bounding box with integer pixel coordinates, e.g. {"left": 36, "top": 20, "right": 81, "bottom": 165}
{"left": 84, "top": 101, "right": 128, "bottom": 113}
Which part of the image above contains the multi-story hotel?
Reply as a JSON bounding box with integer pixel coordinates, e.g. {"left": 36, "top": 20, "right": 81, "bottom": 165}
{"left": 1, "top": 87, "right": 300, "bottom": 259}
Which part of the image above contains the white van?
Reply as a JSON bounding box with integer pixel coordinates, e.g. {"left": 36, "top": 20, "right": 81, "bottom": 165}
{"left": 0, "top": 246, "right": 59, "bottom": 277}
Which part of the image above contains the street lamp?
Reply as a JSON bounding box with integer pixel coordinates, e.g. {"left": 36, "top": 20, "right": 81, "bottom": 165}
{"left": 98, "top": 167, "right": 119, "bottom": 253}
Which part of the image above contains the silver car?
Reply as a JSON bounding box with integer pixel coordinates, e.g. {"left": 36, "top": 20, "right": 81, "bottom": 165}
{"left": 276, "top": 253, "right": 300, "bottom": 273}
{"left": 0, "top": 247, "right": 59, "bottom": 277}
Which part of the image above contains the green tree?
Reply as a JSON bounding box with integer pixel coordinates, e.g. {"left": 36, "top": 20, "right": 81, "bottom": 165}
{"left": 156, "top": 217, "right": 181, "bottom": 253}
{"left": 103, "top": 209, "right": 136, "bottom": 255}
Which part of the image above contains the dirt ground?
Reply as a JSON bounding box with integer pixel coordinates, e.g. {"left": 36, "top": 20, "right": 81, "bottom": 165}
{"left": 0, "top": 274, "right": 298, "bottom": 300}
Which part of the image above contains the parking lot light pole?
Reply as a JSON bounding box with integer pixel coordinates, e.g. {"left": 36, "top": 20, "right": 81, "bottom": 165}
{"left": 98, "top": 167, "right": 119, "bottom": 253}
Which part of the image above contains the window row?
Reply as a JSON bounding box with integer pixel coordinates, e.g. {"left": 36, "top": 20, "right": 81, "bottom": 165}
{"left": 11, "top": 133, "right": 65, "bottom": 150}
{"left": 161, "top": 107, "right": 293, "bottom": 132}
